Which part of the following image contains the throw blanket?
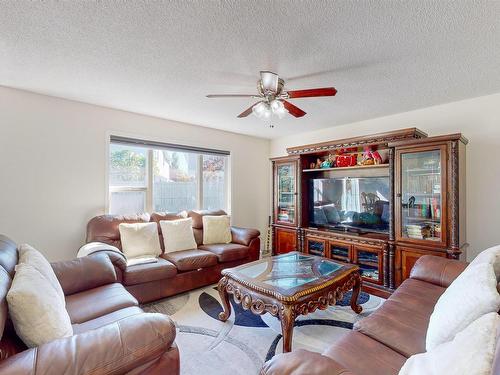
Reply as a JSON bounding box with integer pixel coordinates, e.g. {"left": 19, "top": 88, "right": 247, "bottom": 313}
{"left": 77, "top": 242, "right": 158, "bottom": 266}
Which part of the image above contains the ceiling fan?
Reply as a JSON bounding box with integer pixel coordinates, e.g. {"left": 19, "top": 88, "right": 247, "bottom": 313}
{"left": 206, "top": 71, "right": 337, "bottom": 119}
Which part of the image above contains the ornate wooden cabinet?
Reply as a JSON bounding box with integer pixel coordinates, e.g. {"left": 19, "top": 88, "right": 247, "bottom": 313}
{"left": 271, "top": 156, "right": 300, "bottom": 255}
{"left": 271, "top": 129, "right": 467, "bottom": 297}
{"left": 390, "top": 134, "right": 468, "bottom": 286}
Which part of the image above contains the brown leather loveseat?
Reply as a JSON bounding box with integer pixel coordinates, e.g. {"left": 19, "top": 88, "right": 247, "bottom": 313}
{"left": 85, "top": 209, "right": 261, "bottom": 303}
{"left": 261, "top": 255, "right": 500, "bottom": 375}
{"left": 0, "top": 234, "right": 180, "bottom": 374}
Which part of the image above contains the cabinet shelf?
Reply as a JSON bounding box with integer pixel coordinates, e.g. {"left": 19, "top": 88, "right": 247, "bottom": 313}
{"left": 302, "top": 164, "right": 389, "bottom": 173}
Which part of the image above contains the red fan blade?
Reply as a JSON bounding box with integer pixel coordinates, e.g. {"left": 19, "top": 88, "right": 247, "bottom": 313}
{"left": 286, "top": 87, "right": 337, "bottom": 98}
{"left": 206, "top": 94, "right": 259, "bottom": 98}
{"left": 283, "top": 100, "right": 306, "bottom": 117}
{"left": 237, "top": 103, "right": 256, "bottom": 118}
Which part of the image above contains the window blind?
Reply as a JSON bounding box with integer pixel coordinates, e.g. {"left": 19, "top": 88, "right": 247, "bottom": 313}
{"left": 110, "top": 135, "right": 230, "bottom": 156}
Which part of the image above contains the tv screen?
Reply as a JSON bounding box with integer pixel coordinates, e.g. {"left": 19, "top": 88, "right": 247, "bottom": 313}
{"left": 310, "top": 176, "right": 390, "bottom": 234}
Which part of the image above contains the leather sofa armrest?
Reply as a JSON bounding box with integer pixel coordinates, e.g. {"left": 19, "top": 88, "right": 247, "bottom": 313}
{"left": 89, "top": 249, "right": 127, "bottom": 283}
{"left": 261, "top": 349, "right": 355, "bottom": 375}
{"left": 51, "top": 253, "right": 117, "bottom": 295}
{"left": 409, "top": 255, "right": 468, "bottom": 288}
{"left": 231, "top": 226, "right": 260, "bottom": 246}
{"left": 0, "top": 313, "right": 177, "bottom": 375}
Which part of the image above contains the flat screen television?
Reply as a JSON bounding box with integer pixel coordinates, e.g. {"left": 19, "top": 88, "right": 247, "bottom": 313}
{"left": 309, "top": 176, "right": 390, "bottom": 234}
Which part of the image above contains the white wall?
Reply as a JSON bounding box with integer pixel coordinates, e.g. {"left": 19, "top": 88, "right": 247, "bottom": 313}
{"left": 0, "top": 86, "right": 270, "bottom": 261}
{"left": 271, "top": 93, "right": 500, "bottom": 260}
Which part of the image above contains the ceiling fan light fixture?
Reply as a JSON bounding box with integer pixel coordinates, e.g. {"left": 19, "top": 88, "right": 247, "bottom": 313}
{"left": 252, "top": 101, "right": 270, "bottom": 119}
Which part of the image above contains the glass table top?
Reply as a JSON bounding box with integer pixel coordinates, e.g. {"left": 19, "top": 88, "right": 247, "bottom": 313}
{"left": 232, "top": 252, "right": 346, "bottom": 291}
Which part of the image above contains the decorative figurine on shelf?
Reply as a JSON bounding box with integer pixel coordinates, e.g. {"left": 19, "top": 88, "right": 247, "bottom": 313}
{"left": 359, "top": 146, "right": 375, "bottom": 166}
{"left": 310, "top": 162, "right": 316, "bottom": 169}
{"left": 315, "top": 158, "right": 322, "bottom": 169}
{"left": 321, "top": 154, "right": 336, "bottom": 168}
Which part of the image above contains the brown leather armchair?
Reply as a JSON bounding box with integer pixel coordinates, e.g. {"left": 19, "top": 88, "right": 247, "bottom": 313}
{"left": 0, "top": 235, "right": 180, "bottom": 375}
{"left": 261, "top": 255, "right": 500, "bottom": 375}
{"left": 85, "top": 210, "right": 261, "bottom": 303}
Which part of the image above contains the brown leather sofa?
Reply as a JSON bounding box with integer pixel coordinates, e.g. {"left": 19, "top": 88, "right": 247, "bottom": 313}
{"left": 261, "top": 255, "right": 500, "bottom": 375}
{"left": 86, "top": 210, "right": 261, "bottom": 303}
{"left": 0, "top": 235, "right": 180, "bottom": 375}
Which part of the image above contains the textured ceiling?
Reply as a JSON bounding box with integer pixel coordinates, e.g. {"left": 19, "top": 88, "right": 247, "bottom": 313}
{"left": 1, "top": 1, "right": 500, "bottom": 139}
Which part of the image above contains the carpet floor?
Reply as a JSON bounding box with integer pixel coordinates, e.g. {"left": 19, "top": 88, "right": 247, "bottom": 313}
{"left": 142, "top": 285, "right": 384, "bottom": 375}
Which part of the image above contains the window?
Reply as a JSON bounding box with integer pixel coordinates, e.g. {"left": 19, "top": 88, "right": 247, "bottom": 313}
{"left": 108, "top": 138, "right": 229, "bottom": 215}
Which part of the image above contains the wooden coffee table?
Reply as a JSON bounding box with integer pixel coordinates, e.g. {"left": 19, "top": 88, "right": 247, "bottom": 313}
{"left": 217, "top": 251, "right": 362, "bottom": 353}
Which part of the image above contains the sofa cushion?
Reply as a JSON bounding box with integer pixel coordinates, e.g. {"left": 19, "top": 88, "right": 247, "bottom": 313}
{"left": 354, "top": 279, "right": 444, "bottom": 357}
{"left": 18, "top": 244, "right": 65, "bottom": 303}
{"left": 72, "top": 306, "right": 144, "bottom": 334}
{"left": 202, "top": 215, "right": 232, "bottom": 245}
{"left": 65, "top": 283, "right": 138, "bottom": 324}
{"left": 198, "top": 243, "right": 249, "bottom": 263}
{"left": 118, "top": 222, "right": 161, "bottom": 259}
{"left": 86, "top": 214, "right": 150, "bottom": 250}
{"left": 150, "top": 211, "right": 188, "bottom": 250}
{"left": 162, "top": 249, "right": 217, "bottom": 271}
{"left": 400, "top": 312, "right": 500, "bottom": 375}
{"left": 188, "top": 209, "right": 226, "bottom": 229}
{"left": 51, "top": 253, "right": 117, "bottom": 295}
{"left": 123, "top": 258, "right": 177, "bottom": 286}
{"left": 323, "top": 331, "right": 406, "bottom": 375}
{"left": 7, "top": 263, "right": 73, "bottom": 347}
{"left": 426, "top": 262, "right": 500, "bottom": 350}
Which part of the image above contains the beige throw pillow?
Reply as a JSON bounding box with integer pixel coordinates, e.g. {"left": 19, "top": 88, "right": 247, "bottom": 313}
{"left": 202, "top": 215, "right": 232, "bottom": 245}
{"left": 18, "top": 244, "right": 65, "bottom": 303}
{"left": 118, "top": 222, "right": 161, "bottom": 259}
{"left": 426, "top": 262, "right": 500, "bottom": 350}
{"left": 160, "top": 218, "right": 197, "bottom": 253}
{"left": 7, "top": 263, "right": 73, "bottom": 347}
{"left": 400, "top": 312, "right": 499, "bottom": 375}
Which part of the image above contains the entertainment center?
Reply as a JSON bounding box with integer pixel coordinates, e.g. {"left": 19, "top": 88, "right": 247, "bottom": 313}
{"left": 270, "top": 128, "right": 468, "bottom": 297}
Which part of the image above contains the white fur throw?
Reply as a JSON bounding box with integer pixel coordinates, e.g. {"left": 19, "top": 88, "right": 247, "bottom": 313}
{"left": 426, "top": 262, "right": 500, "bottom": 350}
{"left": 400, "top": 312, "right": 499, "bottom": 375}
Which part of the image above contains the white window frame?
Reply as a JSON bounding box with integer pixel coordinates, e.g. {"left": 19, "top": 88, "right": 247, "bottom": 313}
{"left": 108, "top": 144, "right": 230, "bottom": 214}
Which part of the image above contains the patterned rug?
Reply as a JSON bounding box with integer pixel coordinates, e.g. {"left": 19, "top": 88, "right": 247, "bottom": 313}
{"left": 142, "top": 285, "right": 384, "bottom": 375}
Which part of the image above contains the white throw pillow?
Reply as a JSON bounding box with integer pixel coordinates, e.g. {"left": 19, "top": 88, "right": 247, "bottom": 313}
{"left": 202, "top": 215, "right": 232, "bottom": 245}
{"left": 160, "top": 218, "right": 197, "bottom": 253}
{"left": 400, "top": 312, "right": 499, "bottom": 375}
{"left": 470, "top": 245, "right": 500, "bottom": 280}
{"left": 18, "top": 244, "right": 65, "bottom": 303}
{"left": 118, "top": 222, "right": 161, "bottom": 259}
{"left": 426, "top": 262, "right": 500, "bottom": 350}
{"left": 7, "top": 263, "right": 73, "bottom": 347}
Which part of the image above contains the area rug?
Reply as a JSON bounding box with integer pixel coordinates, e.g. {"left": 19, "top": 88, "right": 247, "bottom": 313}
{"left": 142, "top": 285, "right": 384, "bottom": 375}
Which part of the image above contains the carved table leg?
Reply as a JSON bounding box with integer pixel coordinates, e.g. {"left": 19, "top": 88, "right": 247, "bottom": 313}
{"left": 217, "top": 277, "right": 232, "bottom": 321}
{"left": 350, "top": 273, "right": 363, "bottom": 314}
{"left": 279, "top": 305, "right": 295, "bottom": 353}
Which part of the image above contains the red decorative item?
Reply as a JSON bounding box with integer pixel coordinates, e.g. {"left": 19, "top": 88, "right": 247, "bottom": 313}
{"left": 336, "top": 154, "right": 357, "bottom": 167}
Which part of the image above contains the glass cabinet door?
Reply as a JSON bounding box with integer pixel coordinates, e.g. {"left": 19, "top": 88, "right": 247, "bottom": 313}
{"left": 398, "top": 146, "right": 446, "bottom": 245}
{"left": 276, "top": 162, "right": 297, "bottom": 225}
